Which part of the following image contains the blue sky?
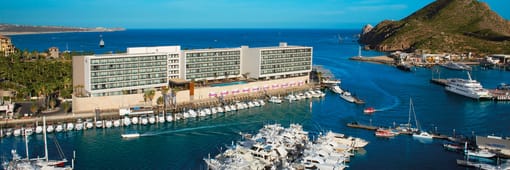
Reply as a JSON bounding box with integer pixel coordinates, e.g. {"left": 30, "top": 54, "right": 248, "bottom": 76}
{"left": 0, "top": 0, "right": 508, "bottom": 29}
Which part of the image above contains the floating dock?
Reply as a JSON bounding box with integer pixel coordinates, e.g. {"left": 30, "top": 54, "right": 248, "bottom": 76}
{"left": 346, "top": 122, "right": 378, "bottom": 131}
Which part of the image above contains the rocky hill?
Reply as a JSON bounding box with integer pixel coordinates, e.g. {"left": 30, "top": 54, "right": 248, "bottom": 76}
{"left": 359, "top": 0, "right": 510, "bottom": 54}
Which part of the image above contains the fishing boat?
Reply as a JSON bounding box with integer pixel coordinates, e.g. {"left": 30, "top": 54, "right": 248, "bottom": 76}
{"left": 363, "top": 107, "right": 376, "bottom": 114}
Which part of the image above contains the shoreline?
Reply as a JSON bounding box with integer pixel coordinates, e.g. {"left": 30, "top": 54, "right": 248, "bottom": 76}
{"left": 1, "top": 30, "right": 125, "bottom": 36}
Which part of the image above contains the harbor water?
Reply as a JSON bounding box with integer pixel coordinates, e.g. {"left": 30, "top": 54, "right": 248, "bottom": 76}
{"left": 2, "top": 29, "right": 510, "bottom": 169}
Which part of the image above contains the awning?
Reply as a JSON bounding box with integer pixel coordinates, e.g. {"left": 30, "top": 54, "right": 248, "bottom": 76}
{"left": 208, "top": 92, "right": 217, "bottom": 97}
{"left": 242, "top": 88, "right": 250, "bottom": 93}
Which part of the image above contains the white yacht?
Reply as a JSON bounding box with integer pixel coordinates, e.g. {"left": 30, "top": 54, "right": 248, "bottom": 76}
{"left": 131, "top": 117, "right": 139, "bottom": 125}
{"left": 13, "top": 128, "right": 22, "bottom": 137}
{"left": 55, "top": 124, "right": 64, "bottom": 132}
{"left": 35, "top": 126, "right": 43, "bottom": 134}
{"left": 75, "top": 119, "right": 84, "bottom": 131}
{"left": 412, "top": 131, "right": 433, "bottom": 139}
{"left": 158, "top": 114, "right": 165, "bottom": 123}
{"left": 24, "top": 128, "right": 34, "bottom": 136}
{"left": 104, "top": 120, "right": 113, "bottom": 128}
{"left": 166, "top": 114, "right": 174, "bottom": 122}
{"left": 46, "top": 125, "right": 55, "bottom": 133}
{"left": 148, "top": 114, "right": 156, "bottom": 124}
{"left": 224, "top": 105, "right": 231, "bottom": 112}
{"left": 95, "top": 120, "right": 103, "bottom": 128}
{"left": 141, "top": 116, "right": 149, "bottom": 125}
{"left": 445, "top": 72, "right": 492, "bottom": 99}
{"left": 330, "top": 85, "right": 343, "bottom": 94}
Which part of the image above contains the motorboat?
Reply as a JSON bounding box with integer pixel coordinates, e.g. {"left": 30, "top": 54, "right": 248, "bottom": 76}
{"left": 467, "top": 149, "right": 496, "bottom": 158}
{"left": 224, "top": 106, "right": 231, "bottom": 112}
{"left": 166, "top": 114, "right": 174, "bottom": 122}
{"left": 158, "top": 114, "right": 165, "bottom": 123}
{"left": 363, "top": 107, "right": 376, "bottom": 114}
{"left": 55, "top": 123, "right": 64, "bottom": 132}
{"left": 121, "top": 131, "right": 140, "bottom": 138}
{"left": 24, "top": 128, "right": 34, "bottom": 136}
{"left": 141, "top": 115, "right": 149, "bottom": 125}
{"left": 315, "top": 90, "right": 326, "bottom": 97}
{"left": 412, "top": 131, "right": 433, "bottom": 139}
{"left": 211, "top": 107, "right": 218, "bottom": 114}
{"left": 253, "top": 100, "right": 260, "bottom": 107}
{"left": 330, "top": 85, "right": 343, "bottom": 94}
{"left": 247, "top": 101, "right": 255, "bottom": 108}
{"left": 85, "top": 120, "right": 94, "bottom": 129}
{"left": 131, "top": 117, "right": 139, "bottom": 125}
{"left": 113, "top": 119, "right": 121, "bottom": 127}
{"left": 268, "top": 96, "right": 283, "bottom": 104}
{"left": 123, "top": 117, "right": 131, "bottom": 126}
{"left": 95, "top": 120, "right": 103, "bottom": 128}
{"left": 285, "top": 94, "right": 296, "bottom": 101}
{"left": 445, "top": 72, "right": 492, "bottom": 99}
{"left": 443, "top": 143, "right": 463, "bottom": 151}
{"left": 46, "top": 125, "right": 55, "bottom": 133}
{"left": 75, "top": 119, "right": 84, "bottom": 130}
{"left": 375, "top": 129, "right": 396, "bottom": 138}
{"left": 105, "top": 120, "right": 113, "bottom": 128}
{"left": 66, "top": 122, "right": 74, "bottom": 131}
{"left": 216, "top": 106, "right": 224, "bottom": 113}
{"left": 35, "top": 126, "right": 43, "bottom": 134}
{"left": 148, "top": 114, "right": 156, "bottom": 124}
{"left": 340, "top": 91, "right": 356, "bottom": 103}
{"left": 13, "top": 128, "right": 22, "bottom": 137}
{"left": 230, "top": 104, "right": 237, "bottom": 111}
{"left": 258, "top": 99, "right": 265, "bottom": 106}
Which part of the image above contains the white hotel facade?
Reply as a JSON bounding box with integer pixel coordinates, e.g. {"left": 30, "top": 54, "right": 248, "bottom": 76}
{"left": 73, "top": 42, "right": 312, "bottom": 98}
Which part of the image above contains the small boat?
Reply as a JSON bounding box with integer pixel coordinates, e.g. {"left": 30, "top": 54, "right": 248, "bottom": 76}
{"left": 99, "top": 34, "right": 105, "bottom": 48}
{"left": 141, "top": 116, "right": 149, "bottom": 125}
{"left": 121, "top": 132, "right": 140, "bottom": 138}
{"left": 224, "top": 106, "right": 231, "bottom": 112}
{"left": 340, "top": 91, "right": 356, "bottom": 103}
{"left": 216, "top": 106, "right": 224, "bottom": 113}
{"left": 211, "top": 107, "right": 218, "bottom": 114}
{"left": 363, "top": 107, "right": 376, "bottom": 114}
{"left": 412, "top": 131, "right": 433, "bottom": 139}
{"left": 148, "top": 115, "right": 156, "bottom": 124}
{"left": 13, "top": 128, "right": 22, "bottom": 136}
{"left": 258, "top": 99, "right": 265, "bottom": 106}
{"left": 95, "top": 120, "right": 103, "bottom": 128}
{"left": 330, "top": 85, "right": 343, "bottom": 94}
{"left": 123, "top": 117, "right": 131, "bottom": 126}
{"left": 158, "top": 114, "right": 165, "bottom": 123}
{"left": 55, "top": 123, "right": 64, "bottom": 132}
{"left": 375, "top": 129, "right": 396, "bottom": 138}
{"left": 24, "top": 128, "right": 34, "bottom": 136}
{"left": 268, "top": 96, "right": 283, "bottom": 104}
{"left": 467, "top": 149, "right": 496, "bottom": 158}
{"left": 66, "top": 122, "right": 74, "bottom": 131}
{"left": 132, "top": 117, "right": 139, "bottom": 125}
{"left": 443, "top": 143, "right": 463, "bottom": 151}
{"left": 113, "top": 119, "right": 121, "bottom": 127}
{"left": 46, "top": 125, "right": 55, "bottom": 133}
{"left": 105, "top": 120, "right": 113, "bottom": 128}
{"left": 75, "top": 119, "right": 84, "bottom": 130}
{"left": 35, "top": 126, "right": 43, "bottom": 134}
{"left": 166, "top": 114, "right": 173, "bottom": 122}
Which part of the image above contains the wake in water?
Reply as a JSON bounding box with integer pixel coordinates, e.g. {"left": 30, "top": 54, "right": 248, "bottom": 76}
{"left": 369, "top": 81, "right": 400, "bottom": 111}
{"left": 140, "top": 121, "right": 261, "bottom": 137}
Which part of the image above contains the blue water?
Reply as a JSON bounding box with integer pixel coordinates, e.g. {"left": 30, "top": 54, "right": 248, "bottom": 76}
{"left": 2, "top": 29, "right": 510, "bottom": 169}
{"left": 210, "top": 81, "right": 247, "bottom": 87}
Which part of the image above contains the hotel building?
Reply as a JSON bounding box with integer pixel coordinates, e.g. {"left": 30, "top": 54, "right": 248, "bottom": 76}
{"left": 242, "top": 42, "right": 312, "bottom": 80}
{"left": 73, "top": 46, "right": 180, "bottom": 97}
{"left": 0, "top": 35, "right": 16, "bottom": 56}
{"left": 181, "top": 48, "right": 242, "bottom": 81}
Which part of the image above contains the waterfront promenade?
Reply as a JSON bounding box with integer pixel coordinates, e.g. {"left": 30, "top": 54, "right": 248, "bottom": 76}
{"left": 0, "top": 84, "right": 314, "bottom": 127}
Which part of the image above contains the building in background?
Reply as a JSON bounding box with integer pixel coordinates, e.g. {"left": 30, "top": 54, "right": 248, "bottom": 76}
{"left": 0, "top": 35, "right": 16, "bottom": 56}
{"left": 181, "top": 48, "right": 242, "bottom": 81}
{"left": 241, "top": 42, "right": 312, "bottom": 80}
{"left": 48, "top": 47, "right": 59, "bottom": 58}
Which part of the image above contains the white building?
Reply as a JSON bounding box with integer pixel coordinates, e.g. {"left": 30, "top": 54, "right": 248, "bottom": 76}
{"left": 73, "top": 46, "right": 180, "bottom": 97}
{"left": 181, "top": 48, "right": 242, "bottom": 81}
{"left": 242, "top": 42, "right": 313, "bottom": 80}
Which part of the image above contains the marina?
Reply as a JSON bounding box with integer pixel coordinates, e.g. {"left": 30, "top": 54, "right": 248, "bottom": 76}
{"left": 1, "top": 29, "right": 509, "bottom": 169}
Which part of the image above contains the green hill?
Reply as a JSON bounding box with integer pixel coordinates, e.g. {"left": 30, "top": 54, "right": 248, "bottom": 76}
{"left": 359, "top": 0, "right": 510, "bottom": 54}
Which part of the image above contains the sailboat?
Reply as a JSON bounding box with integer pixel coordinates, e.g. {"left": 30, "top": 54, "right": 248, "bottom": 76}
{"left": 2, "top": 117, "right": 73, "bottom": 170}
{"left": 99, "top": 35, "right": 105, "bottom": 48}
{"left": 396, "top": 98, "right": 419, "bottom": 134}
{"left": 409, "top": 98, "right": 433, "bottom": 140}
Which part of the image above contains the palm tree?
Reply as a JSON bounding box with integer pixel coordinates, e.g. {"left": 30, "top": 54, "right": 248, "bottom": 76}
{"left": 156, "top": 96, "right": 164, "bottom": 114}
{"left": 30, "top": 102, "right": 38, "bottom": 114}
{"left": 161, "top": 86, "right": 169, "bottom": 114}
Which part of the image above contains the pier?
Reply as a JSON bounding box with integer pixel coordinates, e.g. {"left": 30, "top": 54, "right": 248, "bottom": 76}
{"left": 346, "top": 122, "right": 378, "bottom": 131}
{"left": 430, "top": 79, "right": 448, "bottom": 86}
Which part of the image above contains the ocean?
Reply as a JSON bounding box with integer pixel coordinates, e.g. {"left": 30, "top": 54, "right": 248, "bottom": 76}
{"left": 2, "top": 29, "right": 510, "bottom": 169}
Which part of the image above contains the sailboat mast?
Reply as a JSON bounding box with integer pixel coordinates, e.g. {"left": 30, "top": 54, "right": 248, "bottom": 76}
{"left": 43, "top": 116, "right": 48, "bottom": 161}
{"left": 358, "top": 46, "right": 362, "bottom": 57}
{"left": 408, "top": 98, "right": 412, "bottom": 126}
{"left": 25, "top": 131, "right": 29, "bottom": 160}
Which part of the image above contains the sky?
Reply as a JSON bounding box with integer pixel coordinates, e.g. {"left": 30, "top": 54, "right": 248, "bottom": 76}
{"left": 0, "top": 0, "right": 509, "bottom": 29}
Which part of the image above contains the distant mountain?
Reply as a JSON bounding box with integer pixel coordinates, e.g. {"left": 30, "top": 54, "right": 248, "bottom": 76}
{"left": 359, "top": 0, "right": 510, "bottom": 54}
{"left": 0, "top": 24, "right": 125, "bottom": 35}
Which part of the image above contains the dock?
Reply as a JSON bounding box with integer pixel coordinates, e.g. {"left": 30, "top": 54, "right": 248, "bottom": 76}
{"left": 489, "top": 89, "right": 510, "bottom": 101}
{"left": 346, "top": 122, "right": 378, "bottom": 131}
{"left": 430, "top": 79, "right": 448, "bottom": 86}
